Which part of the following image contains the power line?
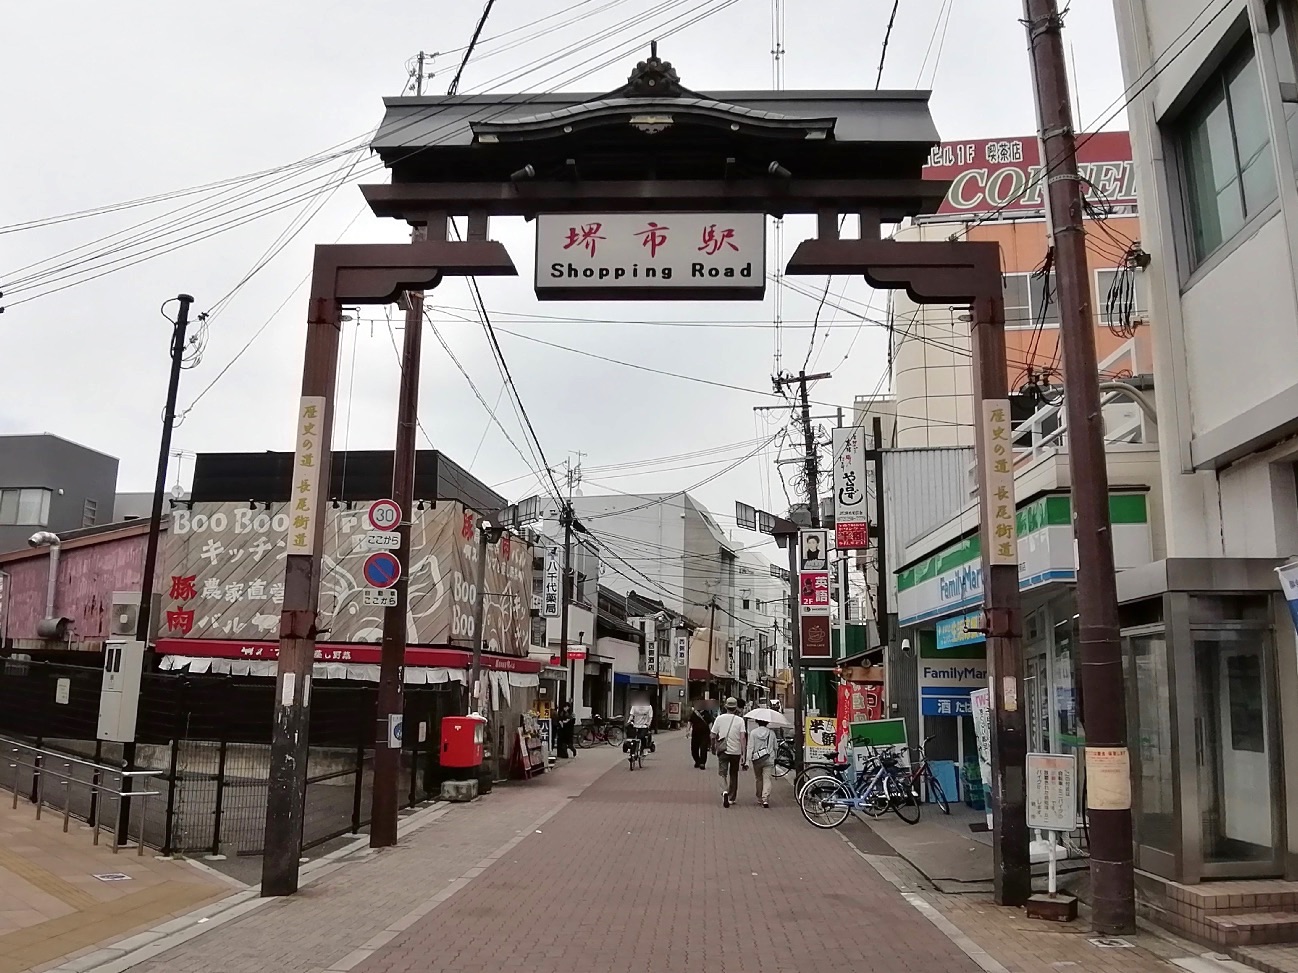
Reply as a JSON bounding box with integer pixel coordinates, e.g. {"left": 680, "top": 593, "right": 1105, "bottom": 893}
{"left": 4, "top": 0, "right": 740, "bottom": 308}
{"left": 875, "top": 0, "right": 901, "bottom": 88}
{"left": 447, "top": 0, "right": 500, "bottom": 96}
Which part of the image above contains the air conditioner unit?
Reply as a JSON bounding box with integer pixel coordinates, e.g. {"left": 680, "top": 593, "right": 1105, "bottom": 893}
{"left": 110, "top": 591, "right": 162, "bottom": 639}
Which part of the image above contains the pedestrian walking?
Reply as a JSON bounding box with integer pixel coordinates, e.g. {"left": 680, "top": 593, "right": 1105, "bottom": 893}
{"left": 556, "top": 703, "right": 576, "bottom": 758}
{"left": 689, "top": 702, "right": 713, "bottom": 769}
{"left": 747, "top": 718, "right": 777, "bottom": 808}
{"left": 710, "top": 697, "right": 746, "bottom": 808}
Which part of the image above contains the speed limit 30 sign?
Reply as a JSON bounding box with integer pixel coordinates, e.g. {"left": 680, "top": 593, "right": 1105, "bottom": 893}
{"left": 368, "top": 498, "right": 402, "bottom": 532}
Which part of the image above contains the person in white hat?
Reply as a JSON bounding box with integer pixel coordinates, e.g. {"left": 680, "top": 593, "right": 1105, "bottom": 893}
{"left": 710, "top": 697, "right": 747, "bottom": 808}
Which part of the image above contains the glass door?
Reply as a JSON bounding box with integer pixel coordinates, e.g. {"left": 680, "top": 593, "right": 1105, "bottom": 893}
{"left": 1193, "top": 630, "right": 1281, "bottom": 872}
{"left": 1024, "top": 651, "right": 1050, "bottom": 754}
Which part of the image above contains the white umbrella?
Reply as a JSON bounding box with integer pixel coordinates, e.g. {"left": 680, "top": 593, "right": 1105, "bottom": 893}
{"left": 744, "top": 707, "right": 790, "bottom": 727}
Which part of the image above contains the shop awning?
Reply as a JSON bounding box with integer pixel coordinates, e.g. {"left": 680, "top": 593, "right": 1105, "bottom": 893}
{"left": 614, "top": 672, "right": 658, "bottom": 687}
{"left": 656, "top": 675, "right": 685, "bottom": 686}
{"left": 155, "top": 639, "right": 543, "bottom": 674}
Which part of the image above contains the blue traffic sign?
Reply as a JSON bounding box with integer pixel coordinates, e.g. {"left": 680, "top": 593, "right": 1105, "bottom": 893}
{"left": 363, "top": 552, "right": 401, "bottom": 589}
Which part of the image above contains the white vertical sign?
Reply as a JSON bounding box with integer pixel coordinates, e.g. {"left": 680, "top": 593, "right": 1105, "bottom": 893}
{"left": 543, "top": 545, "right": 562, "bottom": 618}
{"left": 980, "top": 399, "right": 1018, "bottom": 566}
{"left": 646, "top": 651, "right": 657, "bottom": 673}
{"left": 287, "top": 396, "right": 326, "bottom": 555}
{"left": 832, "top": 426, "right": 870, "bottom": 550}
{"left": 674, "top": 634, "right": 687, "bottom": 665}
{"left": 1026, "top": 753, "right": 1077, "bottom": 831}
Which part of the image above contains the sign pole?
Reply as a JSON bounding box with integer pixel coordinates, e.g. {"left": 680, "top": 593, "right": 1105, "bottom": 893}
{"left": 371, "top": 227, "right": 430, "bottom": 849}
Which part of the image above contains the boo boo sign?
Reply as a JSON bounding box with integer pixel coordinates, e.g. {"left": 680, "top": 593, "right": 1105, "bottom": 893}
{"left": 533, "top": 213, "right": 767, "bottom": 301}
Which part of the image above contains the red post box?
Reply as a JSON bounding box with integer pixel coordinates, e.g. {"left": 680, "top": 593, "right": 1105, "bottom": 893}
{"left": 441, "top": 714, "right": 487, "bottom": 769}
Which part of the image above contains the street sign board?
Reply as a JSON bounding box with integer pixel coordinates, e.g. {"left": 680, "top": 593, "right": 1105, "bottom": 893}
{"left": 800, "top": 614, "right": 831, "bottom": 660}
{"left": 363, "top": 588, "right": 398, "bottom": 607}
{"left": 362, "top": 552, "right": 401, "bottom": 589}
{"left": 543, "top": 545, "right": 562, "bottom": 617}
{"left": 534, "top": 213, "right": 767, "bottom": 301}
{"left": 367, "top": 498, "right": 401, "bottom": 532}
{"left": 1027, "top": 752, "right": 1077, "bottom": 831}
{"left": 498, "top": 494, "right": 543, "bottom": 530}
{"left": 361, "top": 531, "right": 401, "bottom": 551}
{"left": 799, "top": 572, "right": 830, "bottom": 614}
{"left": 798, "top": 529, "right": 828, "bottom": 571}
{"left": 832, "top": 426, "right": 870, "bottom": 550}
{"left": 387, "top": 713, "right": 403, "bottom": 749}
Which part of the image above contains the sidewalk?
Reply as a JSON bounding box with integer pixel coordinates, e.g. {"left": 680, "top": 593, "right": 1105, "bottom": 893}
{"left": 0, "top": 797, "right": 233, "bottom": 973}
{"left": 835, "top": 800, "right": 1233, "bottom": 973}
{"left": 23, "top": 735, "right": 1246, "bottom": 973}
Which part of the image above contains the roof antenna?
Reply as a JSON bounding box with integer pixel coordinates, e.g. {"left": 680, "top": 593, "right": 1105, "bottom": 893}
{"left": 650, "top": 40, "right": 658, "bottom": 59}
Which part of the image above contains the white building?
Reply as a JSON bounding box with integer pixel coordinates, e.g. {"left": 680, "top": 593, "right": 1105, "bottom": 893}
{"left": 1108, "top": 0, "right": 1298, "bottom": 906}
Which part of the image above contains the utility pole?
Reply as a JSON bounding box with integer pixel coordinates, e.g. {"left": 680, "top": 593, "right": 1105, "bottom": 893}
{"left": 707, "top": 599, "right": 718, "bottom": 695}
{"left": 782, "top": 535, "right": 805, "bottom": 775}
{"left": 1023, "top": 0, "right": 1134, "bottom": 932}
{"left": 469, "top": 517, "right": 505, "bottom": 708}
{"left": 416, "top": 51, "right": 426, "bottom": 96}
{"left": 125, "top": 293, "right": 194, "bottom": 844}
{"left": 371, "top": 224, "right": 432, "bottom": 849}
{"left": 774, "top": 370, "right": 831, "bottom": 525}
{"left": 557, "top": 504, "right": 575, "bottom": 709}
{"left": 871, "top": 416, "right": 890, "bottom": 651}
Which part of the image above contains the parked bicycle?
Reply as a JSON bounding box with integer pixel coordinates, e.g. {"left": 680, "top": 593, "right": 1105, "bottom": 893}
{"left": 905, "top": 737, "right": 951, "bottom": 814}
{"left": 577, "top": 714, "right": 625, "bottom": 748}
{"left": 799, "top": 752, "right": 920, "bottom": 828}
{"left": 771, "top": 738, "right": 797, "bottom": 778}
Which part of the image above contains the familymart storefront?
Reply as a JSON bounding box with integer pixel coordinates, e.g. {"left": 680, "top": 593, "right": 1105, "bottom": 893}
{"left": 894, "top": 491, "right": 1153, "bottom": 789}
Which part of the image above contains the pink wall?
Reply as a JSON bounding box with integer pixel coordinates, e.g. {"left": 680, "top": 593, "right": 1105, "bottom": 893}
{"left": 3, "top": 534, "right": 146, "bottom": 644}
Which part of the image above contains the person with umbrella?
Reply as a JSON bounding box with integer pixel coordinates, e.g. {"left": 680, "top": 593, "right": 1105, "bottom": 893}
{"left": 744, "top": 706, "right": 786, "bottom": 808}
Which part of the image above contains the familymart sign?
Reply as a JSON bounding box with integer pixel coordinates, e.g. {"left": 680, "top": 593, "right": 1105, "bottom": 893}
{"left": 896, "top": 493, "right": 1151, "bottom": 627}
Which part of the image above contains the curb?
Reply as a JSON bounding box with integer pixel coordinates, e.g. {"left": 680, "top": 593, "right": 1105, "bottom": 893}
{"left": 47, "top": 799, "right": 455, "bottom": 973}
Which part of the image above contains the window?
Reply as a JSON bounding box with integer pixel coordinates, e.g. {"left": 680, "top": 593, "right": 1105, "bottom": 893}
{"left": 1267, "top": 1, "right": 1298, "bottom": 173}
{"left": 1178, "top": 40, "right": 1278, "bottom": 265}
{"left": 83, "top": 498, "right": 98, "bottom": 527}
{"left": 1003, "top": 272, "right": 1059, "bottom": 329}
{"left": 742, "top": 598, "right": 751, "bottom": 610}
{"left": 0, "top": 488, "right": 51, "bottom": 526}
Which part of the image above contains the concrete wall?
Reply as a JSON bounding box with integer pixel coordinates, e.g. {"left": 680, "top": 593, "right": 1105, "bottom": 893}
{"left": 889, "top": 218, "right": 1149, "bottom": 450}
{"left": 1110, "top": 0, "right": 1298, "bottom": 560}
{"left": 0, "top": 435, "right": 119, "bottom": 553}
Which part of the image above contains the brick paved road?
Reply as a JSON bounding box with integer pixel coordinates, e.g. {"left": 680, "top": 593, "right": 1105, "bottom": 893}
{"left": 352, "top": 736, "right": 982, "bottom": 973}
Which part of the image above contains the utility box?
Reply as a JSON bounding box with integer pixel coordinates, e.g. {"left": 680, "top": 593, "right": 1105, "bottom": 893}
{"left": 441, "top": 715, "right": 486, "bottom": 772}
{"left": 97, "top": 639, "right": 146, "bottom": 743}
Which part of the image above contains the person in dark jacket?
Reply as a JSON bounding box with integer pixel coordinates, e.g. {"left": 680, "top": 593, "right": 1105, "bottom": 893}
{"left": 556, "top": 703, "right": 577, "bottom": 758}
{"left": 689, "top": 702, "right": 715, "bottom": 769}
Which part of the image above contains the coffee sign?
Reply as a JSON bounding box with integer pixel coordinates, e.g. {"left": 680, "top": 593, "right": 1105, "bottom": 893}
{"left": 922, "top": 131, "right": 1136, "bottom": 219}
{"left": 534, "top": 212, "right": 766, "bottom": 300}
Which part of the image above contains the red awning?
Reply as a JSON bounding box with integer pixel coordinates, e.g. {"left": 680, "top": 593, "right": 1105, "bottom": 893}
{"left": 154, "top": 638, "right": 542, "bottom": 674}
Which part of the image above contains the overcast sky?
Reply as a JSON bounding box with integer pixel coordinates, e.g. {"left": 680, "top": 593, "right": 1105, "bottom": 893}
{"left": 1, "top": 0, "right": 1126, "bottom": 556}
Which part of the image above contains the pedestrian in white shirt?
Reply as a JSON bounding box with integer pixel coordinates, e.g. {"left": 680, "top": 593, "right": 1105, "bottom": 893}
{"left": 747, "top": 719, "right": 777, "bottom": 808}
{"left": 628, "top": 693, "right": 655, "bottom": 752}
{"left": 710, "top": 697, "right": 747, "bottom": 808}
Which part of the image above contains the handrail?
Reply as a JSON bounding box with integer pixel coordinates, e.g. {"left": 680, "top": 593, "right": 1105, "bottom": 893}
{"left": 4, "top": 741, "right": 160, "bottom": 855}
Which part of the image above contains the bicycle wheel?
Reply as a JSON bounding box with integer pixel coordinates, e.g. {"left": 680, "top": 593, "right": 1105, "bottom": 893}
{"left": 925, "top": 770, "right": 951, "bottom": 814}
{"left": 606, "top": 725, "right": 625, "bottom": 745}
{"left": 577, "top": 726, "right": 597, "bottom": 749}
{"left": 887, "top": 774, "right": 922, "bottom": 824}
{"left": 794, "top": 764, "right": 839, "bottom": 799}
{"left": 799, "top": 778, "right": 851, "bottom": 829}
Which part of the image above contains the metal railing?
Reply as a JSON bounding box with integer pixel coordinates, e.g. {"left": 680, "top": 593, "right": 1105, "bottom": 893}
{"left": 5, "top": 740, "right": 159, "bottom": 854}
